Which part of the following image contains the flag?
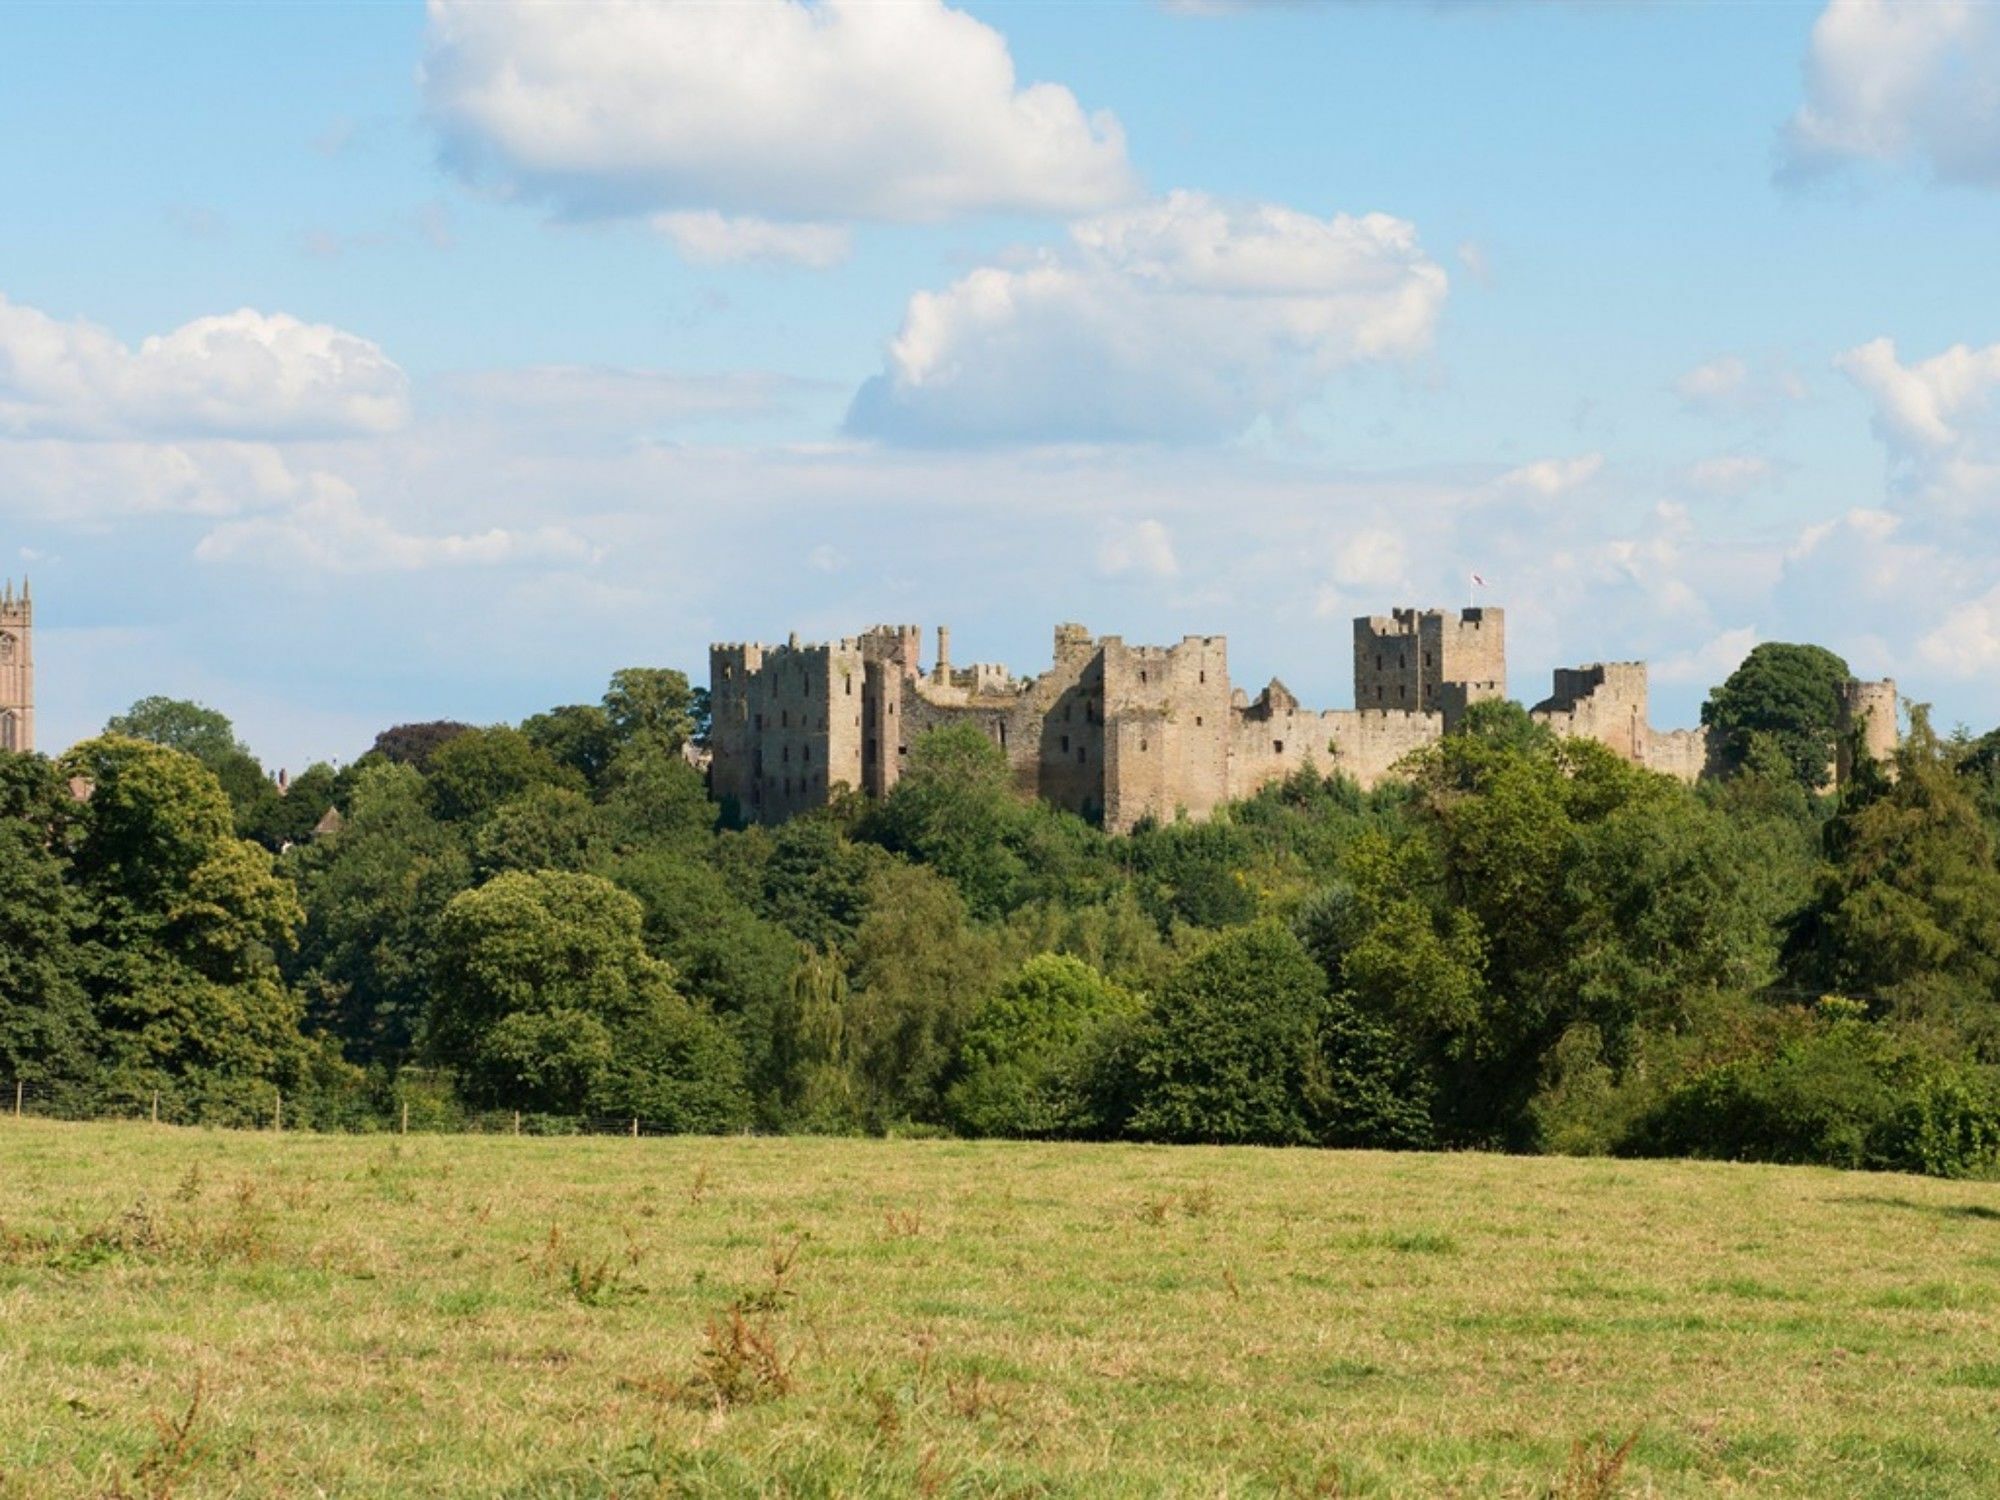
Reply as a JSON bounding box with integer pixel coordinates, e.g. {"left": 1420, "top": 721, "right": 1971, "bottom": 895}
{"left": 1471, "top": 572, "right": 1487, "bottom": 587}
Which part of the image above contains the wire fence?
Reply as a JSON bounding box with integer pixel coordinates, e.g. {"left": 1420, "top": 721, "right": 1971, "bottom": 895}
{"left": 1, "top": 1077, "right": 737, "bottom": 1140}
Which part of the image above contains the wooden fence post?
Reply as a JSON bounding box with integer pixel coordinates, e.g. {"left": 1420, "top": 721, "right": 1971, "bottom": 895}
{"left": 13, "top": 1081, "right": 20, "bottom": 1118}
{"left": 151, "top": 1091, "right": 159, "bottom": 1125}
{"left": 274, "top": 1089, "right": 283, "bottom": 1133}
{"left": 512, "top": 1110, "right": 520, "bottom": 1136}
{"left": 630, "top": 1117, "right": 639, "bottom": 1139}
{"left": 401, "top": 1100, "right": 409, "bottom": 1135}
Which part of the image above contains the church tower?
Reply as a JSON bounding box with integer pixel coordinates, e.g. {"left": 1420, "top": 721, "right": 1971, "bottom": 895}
{"left": 0, "top": 578, "right": 33, "bottom": 754}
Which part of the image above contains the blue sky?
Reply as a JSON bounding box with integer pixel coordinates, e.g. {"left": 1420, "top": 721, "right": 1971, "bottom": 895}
{"left": 6, "top": 0, "right": 2000, "bottom": 769}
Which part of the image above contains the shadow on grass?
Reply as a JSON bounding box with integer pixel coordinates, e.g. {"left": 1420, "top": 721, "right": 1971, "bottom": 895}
{"left": 1828, "top": 1194, "right": 2000, "bottom": 1223}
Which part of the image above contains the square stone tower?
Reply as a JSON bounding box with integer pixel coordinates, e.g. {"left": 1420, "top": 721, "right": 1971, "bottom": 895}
{"left": 0, "top": 578, "right": 32, "bottom": 754}
{"left": 1353, "top": 606, "right": 1505, "bottom": 728}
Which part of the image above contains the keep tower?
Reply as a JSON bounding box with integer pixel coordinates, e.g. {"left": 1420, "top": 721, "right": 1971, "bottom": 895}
{"left": 0, "top": 578, "right": 32, "bottom": 754}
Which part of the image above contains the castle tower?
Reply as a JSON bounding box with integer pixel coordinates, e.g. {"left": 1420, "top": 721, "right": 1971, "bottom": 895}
{"left": 1836, "top": 677, "right": 1899, "bottom": 785}
{"left": 0, "top": 578, "right": 32, "bottom": 754}
{"left": 1353, "top": 605, "right": 1505, "bottom": 728}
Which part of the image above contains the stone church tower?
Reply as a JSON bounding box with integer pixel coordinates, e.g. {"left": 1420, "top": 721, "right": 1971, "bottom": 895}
{"left": 0, "top": 578, "right": 33, "bottom": 754}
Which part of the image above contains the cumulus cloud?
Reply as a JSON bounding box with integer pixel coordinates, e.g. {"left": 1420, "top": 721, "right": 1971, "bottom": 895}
{"left": 0, "top": 295, "right": 408, "bottom": 440}
{"left": 1836, "top": 335, "right": 2000, "bottom": 513}
{"left": 650, "top": 212, "right": 850, "bottom": 268}
{"left": 1492, "top": 452, "right": 1603, "bottom": 498}
{"left": 422, "top": 0, "right": 1135, "bottom": 238}
{"left": 194, "top": 476, "right": 598, "bottom": 574}
{"left": 1781, "top": 0, "right": 2000, "bottom": 186}
{"left": 1653, "top": 625, "right": 1759, "bottom": 686}
{"left": 1098, "top": 517, "right": 1180, "bottom": 578}
{"left": 847, "top": 191, "right": 1448, "bottom": 445}
{"left": 1918, "top": 585, "right": 2000, "bottom": 678}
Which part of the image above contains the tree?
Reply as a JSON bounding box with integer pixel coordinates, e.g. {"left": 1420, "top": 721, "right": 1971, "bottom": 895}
{"left": 425, "top": 726, "right": 582, "bottom": 823}
{"left": 106, "top": 696, "right": 244, "bottom": 764}
{"left": 862, "top": 725, "right": 1026, "bottom": 918}
{"left": 1126, "top": 921, "right": 1331, "bottom": 1146}
{"left": 522, "top": 704, "right": 616, "bottom": 787}
{"left": 600, "top": 738, "right": 717, "bottom": 855}
{"left": 473, "top": 785, "right": 608, "bottom": 877}
{"left": 425, "top": 870, "right": 746, "bottom": 1128}
{"left": 946, "top": 954, "right": 1139, "bottom": 1139}
{"left": 603, "top": 668, "right": 701, "bottom": 752}
{"left": 844, "top": 860, "right": 1006, "bottom": 1125}
{"left": 1807, "top": 711, "right": 2000, "bottom": 1036}
{"left": 370, "top": 721, "right": 475, "bottom": 770}
{"left": 285, "top": 761, "right": 473, "bottom": 1064}
{"left": 59, "top": 735, "right": 308, "bottom": 1112}
{"left": 0, "top": 751, "right": 95, "bottom": 1089}
{"left": 1702, "top": 643, "right": 1853, "bottom": 789}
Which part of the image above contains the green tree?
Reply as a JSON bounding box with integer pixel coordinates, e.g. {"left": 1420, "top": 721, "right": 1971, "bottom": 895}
{"left": 522, "top": 703, "right": 617, "bottom": 787}
{"left": 106, "top": 695, "right": 244, "bottom": 763}
{"left": 1126, "top": 921, "right": 1331, "bottom": 1146}
{"left": 844, "top": 860, "right": 1006, "bottom": 1125}
{"left": 863, "top": 724, "right": 1026, "bottom": 918}
{"left": 600, "top": 738, "right": 717, "bottom": 855}
{"left": 946, "top": 954, "right": 1140, "bottom": 1138}
{"left": 60, "top": 735, "right": 308, "bottom": 1112}
{"left": 1701, "top": 642, "right": 1853, "bottom": 789}
{"left": 285, "top": 761, "right": 473, "bottom": 1064}
{"left": 371, "top": 721, "right": 474, "bottom": 770}
{"left": 473, "top": 785, "right": 608, "bottom": 877}
{"left": 0, "top": 751, "right": 95, "bottom": 1089}
{"left": 425, "top": 726, "right": 582, "bottom": 823}
{"left": 603, "top": 667, "right": 702, "bottom": 752}
{"left": 425, "top": 869, "right": 746, "bottom": 1128}
{"left": 1808, "top": 711, "right": 2000, "bottom": 1037}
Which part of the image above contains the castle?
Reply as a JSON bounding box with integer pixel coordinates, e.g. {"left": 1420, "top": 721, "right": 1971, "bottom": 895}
{"left": 709, "top": 607, "right": 1900, "bottom": 833}
{"left": 0, "top": 579, "right": 31, "bottom": 755}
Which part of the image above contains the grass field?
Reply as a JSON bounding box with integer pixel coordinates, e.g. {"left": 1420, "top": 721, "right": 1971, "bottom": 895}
{"left": 2, "top": 1124, "right": 1998, "bottom": 1498}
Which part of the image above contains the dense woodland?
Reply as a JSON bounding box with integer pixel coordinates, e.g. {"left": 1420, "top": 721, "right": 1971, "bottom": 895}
{"left": 5, "top": 645, "right": 2000, "bottom": 1176}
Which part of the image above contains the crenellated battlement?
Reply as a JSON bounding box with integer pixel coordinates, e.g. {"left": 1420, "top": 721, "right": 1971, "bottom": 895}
{"left": 707, "top": 604, "right": 1895, "bottom": 831}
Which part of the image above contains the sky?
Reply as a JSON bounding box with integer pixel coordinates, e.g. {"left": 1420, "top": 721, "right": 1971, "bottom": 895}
{"left": 7, "top": 0, "right": 2000, "bottom": 770}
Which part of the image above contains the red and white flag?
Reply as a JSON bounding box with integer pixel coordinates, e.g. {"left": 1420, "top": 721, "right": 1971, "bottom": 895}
{"left": 1470, "top": 572, "right": 1487, "bottom": 587}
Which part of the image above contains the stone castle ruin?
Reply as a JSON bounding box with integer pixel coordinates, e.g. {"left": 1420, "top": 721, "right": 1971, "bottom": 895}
{"left": 709, "top": 606, "right": 1899, "bottom": 833}
{"left": 0, "top": 578, "right": 31, "bottom": 755}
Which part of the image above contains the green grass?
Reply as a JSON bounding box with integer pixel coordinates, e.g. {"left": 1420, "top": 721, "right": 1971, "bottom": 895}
{"left": 2, "top": 1123, "right": 1998, "bottom": 1497}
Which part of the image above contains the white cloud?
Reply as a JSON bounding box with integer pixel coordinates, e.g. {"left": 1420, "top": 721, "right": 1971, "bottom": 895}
{"left": 1653, "top": 625, "right": 1759, "bottom": 686}
{"left": 651, "top": 212, "right": 851, "bottom": 269}
{"left": 848, "top": 190, "right": 1448, "bottom": 444}
{"left": 1492, "top": 452, "right": 1603, "bottom": 498}
{"left": 422, "top": 0, "right": 1135, "bottom": 238}
{"left": 438, "top": 365, "right": 815, "bottom": 434}
{"left": 1781, "top": 0, "right": 2000, "bottom": 186}
{"left": 1098, "top": 517, "right": 1180, "bottom": 579}
{"left": 1918, "top": 585, "right": 2000, "bottom": 677}
{"left": 0, "top": 295, "right": 408, "bottom": 440}
{"left": 1836, "top": 335, "right": 2000, "bottom": 514}
{"left": 1331, "top": 526, "right": 1407, "bottom": 588}
{"left": 1672, "top": 353, "right": 1807, "bottom": 421}
{"left": 194, "top": 476, "right": 598, "bottom": 574}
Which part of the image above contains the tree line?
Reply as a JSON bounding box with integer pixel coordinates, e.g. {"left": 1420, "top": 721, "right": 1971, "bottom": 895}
{"left": 4, "top": 646, "right": 1999, "bottom": 1176}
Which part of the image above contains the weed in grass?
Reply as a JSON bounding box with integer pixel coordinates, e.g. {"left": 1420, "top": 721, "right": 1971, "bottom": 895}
{"left": 103, "top": 1376, "right": 206, "bottom": 1500}
{"left": 736, "top": 1235, "right": 806, "bottom": 1315}
{"left": 1182, "top": 1184, "right": 1219, "bottom": 1218}
{"left": 1550, "top": 1430, "right": 1640, "bottom": 1500}
{"left": 1222, "top": 1265, "right": 1242, "bottom": 1301}
{"left": 687, "top": 1165, "right": 712, "bottom": 1205}
{"left": 1342, "top": 1229, "right": 1458, "bottom": 1255}
{"left": 883, "top": 1209, "right": 923, "bottom": 1239}
{"left": 566, "top": 1254, "right": 626, "bottom": 1307}
{"left": 689, "top": 1307, "right": 795, "bottom": 1408}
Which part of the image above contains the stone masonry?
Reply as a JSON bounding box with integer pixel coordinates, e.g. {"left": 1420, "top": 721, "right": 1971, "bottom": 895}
{"left": 709, "top": 605, "right": 1899, "bottom": 833}
{"left": 0, "top": 578, "right": 31, "bottom": 755}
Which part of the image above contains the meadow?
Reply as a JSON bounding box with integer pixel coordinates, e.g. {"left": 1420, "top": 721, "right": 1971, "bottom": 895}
{"left": 1, "top": 1122, "right": 1997, "bottom": 1497}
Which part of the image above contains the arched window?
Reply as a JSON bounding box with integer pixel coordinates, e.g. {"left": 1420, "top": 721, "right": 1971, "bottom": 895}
{"left": 0, "top": 632, "right": 14, "bottom": 664}
{"left": 0, "top": 710, "right": 15, "bottom": 752}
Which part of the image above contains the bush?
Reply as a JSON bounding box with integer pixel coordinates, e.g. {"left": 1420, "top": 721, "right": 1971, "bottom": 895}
{"left": 1626, "top": 1004, "right": 2000, "bottom": 1177}
{"left": 946, "top": 954, "right": 1140, "bottom": 1139}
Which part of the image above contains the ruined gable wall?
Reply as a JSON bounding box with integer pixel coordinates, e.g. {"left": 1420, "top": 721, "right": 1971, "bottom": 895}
{"left": 1531, "top": 662, "right": 1649, "bottom": 761}
{"left": 1643, "top": 727, "right": 1711, "bottom": 784}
